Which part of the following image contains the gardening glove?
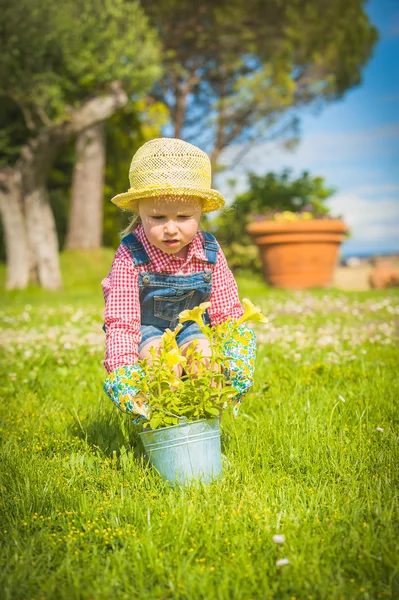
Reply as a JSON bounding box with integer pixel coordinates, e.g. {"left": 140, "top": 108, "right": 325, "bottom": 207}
{"left": 104, "top": 364, "right": 151, "bottom": 423}
{"left": 221, "top": 324, "right": 256, "bottom": 418}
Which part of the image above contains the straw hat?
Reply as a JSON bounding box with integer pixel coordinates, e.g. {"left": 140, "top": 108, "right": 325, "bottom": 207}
{"left": 111, "top": 137, "right": 225, "bottom": 213}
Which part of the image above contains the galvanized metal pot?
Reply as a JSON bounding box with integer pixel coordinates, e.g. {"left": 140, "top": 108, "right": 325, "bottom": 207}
{"left": 139, "top": 418, "right": 222, "bottom": 485}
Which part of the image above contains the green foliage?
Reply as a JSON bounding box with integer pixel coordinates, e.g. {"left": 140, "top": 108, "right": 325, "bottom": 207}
{"left": 0, "top": 0, "right": 162, "bottom": 164}
{"left": 209, "top": 169, "right": 335, "bottom": 272}
{"left": 231, "top": 169, "right": 335, "bottom": 216}
{"left": 0, "top": 256, "right": 398, "bottom": 599}
{"left": 141, "top": 0, "right": 377, "bottom": 152}
{"left": 137, "top": 300, "right": 265, "bottom": 430}
{"left": 142, "top": 337, "right": 234, "bottom": 430}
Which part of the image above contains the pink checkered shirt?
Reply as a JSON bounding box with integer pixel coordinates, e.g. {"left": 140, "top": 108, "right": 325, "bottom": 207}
{"left": 102, "top": 225, "right": 243, "bottom": 373}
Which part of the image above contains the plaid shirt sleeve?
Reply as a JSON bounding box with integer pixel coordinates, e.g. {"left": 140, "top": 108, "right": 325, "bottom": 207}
{"left": 102, "top": 252, "right": 141, "bottom": 373}
{"left": 208, "top": 244, "right": 244, "bottom": 325}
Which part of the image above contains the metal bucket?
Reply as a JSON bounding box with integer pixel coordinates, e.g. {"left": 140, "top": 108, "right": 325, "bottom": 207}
{"left": 139, "top": 418, "right": 222, "bottom": 485}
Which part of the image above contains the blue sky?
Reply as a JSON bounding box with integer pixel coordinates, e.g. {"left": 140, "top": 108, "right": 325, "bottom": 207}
{"left": 217, "top": 0, "right": 399, "bottom": 256}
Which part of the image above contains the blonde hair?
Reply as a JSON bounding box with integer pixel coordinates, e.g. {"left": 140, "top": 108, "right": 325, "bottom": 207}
{"left": 120, "top": 213, "right": 141, "bottom": 239}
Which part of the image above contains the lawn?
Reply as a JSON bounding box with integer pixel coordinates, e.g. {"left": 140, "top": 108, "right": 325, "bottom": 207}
{"left": 0, "top": 251, "right": 398, "bottom": 599}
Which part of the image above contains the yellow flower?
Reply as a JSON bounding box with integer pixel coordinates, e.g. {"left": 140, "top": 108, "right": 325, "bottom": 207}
{"left": 179, "top": 302, "right": 211, "bottom": 328}
{"left": 275, "top": 210, "right": 298, "bottom": 222}
{"left": 164, "top": 348, "right": 187, "bottom": 369}
{"left": 237, "top": 298, "right": 268, "bottom": 325}
{"left": 161, "top": 323, "right": 183, "bottom": 350}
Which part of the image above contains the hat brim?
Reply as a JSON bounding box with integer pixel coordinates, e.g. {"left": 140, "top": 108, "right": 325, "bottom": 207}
{"left": 111, "top": 187, "right": 225, "bottom": 214}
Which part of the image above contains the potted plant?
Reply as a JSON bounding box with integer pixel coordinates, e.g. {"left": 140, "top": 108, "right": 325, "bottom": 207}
{"left": 208, "top": 170, "right": 348, "bottom": 288}
{"left": 246, "top": 208, "right": 348, "bottom": 289}
{"left": 122, "top": 299, "right": 267, "bottom": 485}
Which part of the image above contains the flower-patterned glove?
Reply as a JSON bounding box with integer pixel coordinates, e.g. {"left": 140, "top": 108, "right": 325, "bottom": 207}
{"left": 103, "top": 365, "right": 151, "bottom": 423}
{"left": 221, "top": 324, "right": 256, "bottom": 417}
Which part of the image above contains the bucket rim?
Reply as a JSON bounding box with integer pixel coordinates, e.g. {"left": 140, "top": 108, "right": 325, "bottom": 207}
{"left": 139, "top": 417, "right": 219, "bottom": 436}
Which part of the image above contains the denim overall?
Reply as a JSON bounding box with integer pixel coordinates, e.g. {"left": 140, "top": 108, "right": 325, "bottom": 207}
{"left": 121, "top": 231, "right": 219, "bottom": 351}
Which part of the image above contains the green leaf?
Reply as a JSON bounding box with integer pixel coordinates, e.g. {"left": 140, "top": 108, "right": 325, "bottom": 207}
{"left": 205, "top": 407, "right": 220, "bottom": 417}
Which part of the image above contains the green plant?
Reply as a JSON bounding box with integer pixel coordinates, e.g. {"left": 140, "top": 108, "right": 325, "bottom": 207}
{"left": 209, "top": 170, "right": 337, "bottom": 273}
{"left": 136, "top": 300, "right": 267, "bottom": 430}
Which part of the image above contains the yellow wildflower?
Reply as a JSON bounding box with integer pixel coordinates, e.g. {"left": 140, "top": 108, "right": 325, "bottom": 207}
{"left": 179, "top": 302, "right": 211, "bottom": 328}
{"left": 275, "top": 210, "right": 298, "bottom": 222}
{"left": 161, "top": 323, "right": 183, "bottom": 350}
{"left": 163, "top": 348, "right": 187, "bottom": 369}
{"left": 237, "top": 298, "right": 268, "bottom": 325}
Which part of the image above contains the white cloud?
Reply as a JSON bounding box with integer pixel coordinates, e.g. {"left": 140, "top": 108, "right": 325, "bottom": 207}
{"left": 347, "top": 184, "right": 399, "bottom": 197}
{"left": 220, "top": 122, "right": 399, "bottom": 169}
{"left": 328, "top": 193, "right": 399, "bottom": 241}
{"left": 216, "top": 120, "right": 399, "bottom": 254}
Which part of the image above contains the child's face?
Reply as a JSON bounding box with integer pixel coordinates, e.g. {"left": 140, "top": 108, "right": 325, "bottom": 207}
{"left": 138, "top": 196, "right": 202, "bottom": 257}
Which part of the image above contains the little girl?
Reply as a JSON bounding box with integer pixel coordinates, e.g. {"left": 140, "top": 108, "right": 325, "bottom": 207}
{"left": 102, "top": 137, "right": 255, "bottom": 419}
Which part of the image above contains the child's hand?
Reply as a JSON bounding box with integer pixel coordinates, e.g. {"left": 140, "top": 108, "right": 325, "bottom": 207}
{"left": 103, "top": 365, "right": 150, "bottom": 420}
{"left": 132, "top": 394, "right": 152, "bottom": 419}
{"left": 221, "top": 324, "right": 256, "bottom": 416}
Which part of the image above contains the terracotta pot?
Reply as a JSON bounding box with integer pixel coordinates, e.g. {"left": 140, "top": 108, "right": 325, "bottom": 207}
{"left": 369, "top": 259, "right": 399, "bottom": 289}
{"left": 246, "top": 219, "right": 348, "bottom": 289}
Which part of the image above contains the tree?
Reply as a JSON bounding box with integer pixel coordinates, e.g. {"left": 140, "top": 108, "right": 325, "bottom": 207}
{"left": 63, "top": 0, "right": 162, "bottom": 251}
{"left": 0, "top": 0, "right": 161, "bottom": 288}
{"left": 65, "top": 122, "right": 106, "bottom": 250}
{"left": 103, "top": 99, "right": 170, "bottom": 249}
{"left": 0, "top": 88, "right": 128, "bottom": 289}
{"left": 209, "top": 169, "right": 335, "bottom": 272}
{"left": 12, "top": 98, "right": 170, "bottom": 259}
{"left": 140, "top": 0, "right": 377, "bottom": 161}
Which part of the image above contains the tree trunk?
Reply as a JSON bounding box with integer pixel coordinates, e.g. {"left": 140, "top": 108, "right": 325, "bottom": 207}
{"left": 173, "top": 81, "right": 190, "bottom": 139}
{"left": 0, "top": 169, "right": 31, "bottom": 289}
{"left": 66, "top": 122, "right": 105, "bottom": 249}
{"left": 18, "top": 129, "right": 65, "bottom": 290}
{"left": 0, "top": 162, "right": 62, "bottom": 290}
{"left": 0, "top": 82, "right": 127, "bottom": 290}
{"left": 24, "top": 184, "right": 62, "bottom": 289}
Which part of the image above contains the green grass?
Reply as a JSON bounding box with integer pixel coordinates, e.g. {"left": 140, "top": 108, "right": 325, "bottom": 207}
{"left": 0, "top": 252, "right": 398, "bottom": 599}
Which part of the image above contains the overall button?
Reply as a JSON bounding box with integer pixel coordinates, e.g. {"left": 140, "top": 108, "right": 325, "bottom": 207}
{"left": 142, "top": 275, "right": 151, "bottom": 285}
{"left": 204, "top": 268, "right": 212, "bottom": 282}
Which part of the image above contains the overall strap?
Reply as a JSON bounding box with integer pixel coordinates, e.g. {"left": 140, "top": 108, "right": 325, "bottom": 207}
{"left": 201, "top": 231, "right": 219, "bottom": 265}
{"left": 121, "top": 233, "right": 150, "bottom": 266}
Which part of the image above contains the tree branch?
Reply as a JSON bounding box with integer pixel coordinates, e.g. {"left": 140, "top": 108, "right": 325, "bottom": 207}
{"left": 62, "top": 82, "right": 128, "bottom": 137}
{"left": 17, "top": 82, "right": 128, "bottom": 177}
{"left": 13, "top": 99, "right": 36, "bottom": 131}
